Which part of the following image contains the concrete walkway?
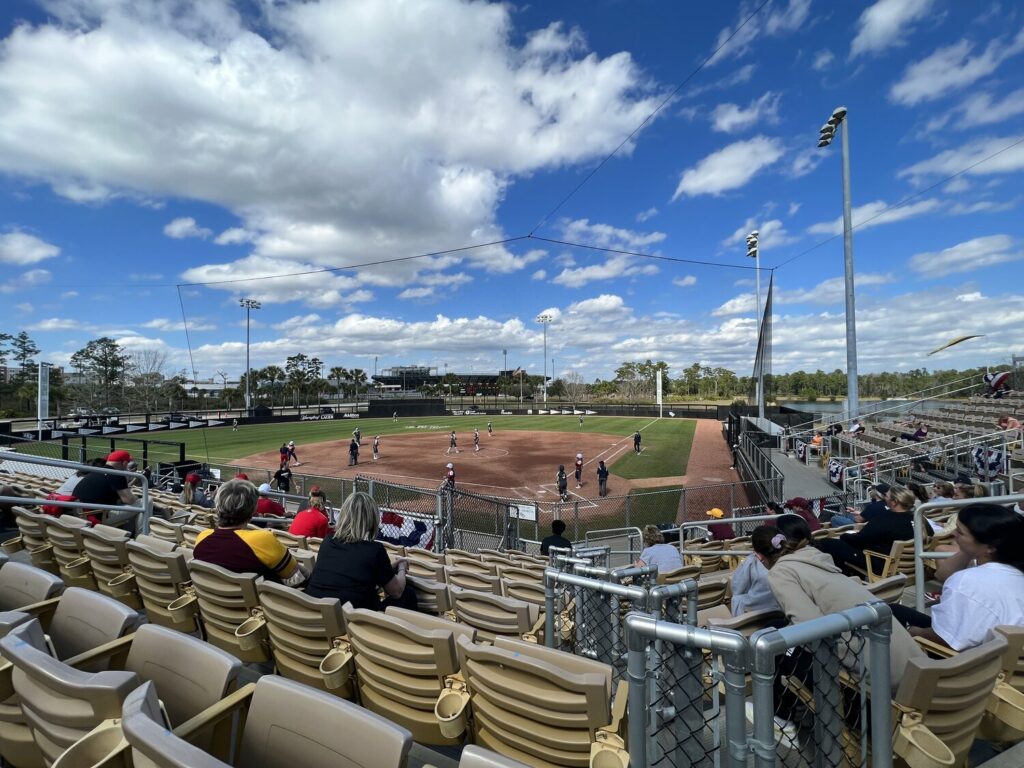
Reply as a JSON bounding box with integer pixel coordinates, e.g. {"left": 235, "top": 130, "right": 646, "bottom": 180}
{"left": 769, "top": 448, "right": 838, "bottom": 499}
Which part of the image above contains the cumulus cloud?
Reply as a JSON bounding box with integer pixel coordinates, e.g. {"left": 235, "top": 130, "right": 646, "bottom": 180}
{"left": 851, "top": 0, "right": 935, "bottom": 58}
{"left": 899, "top": 135, "right": 1024, "bottom": 182}
{"left": 672, "top": 136, "right": 785, "bottom": 199}
{"left": 163, "top": 217, "right": 212, "bottom": 239}
{"left": 636, "top": 207, "right": 658, "bottom": 222}
{"left": 0, "top": 269, "right": 51, "bottom": 294}
{"left": 560, "top": 218, "right": 666, "bottom": 250}
{"left": 0, "top": 231, "right": 60, "bottom": 265}
{"left": 953, "top": 89, "right": 1024, "bottom": 128}
{"left": 214, "top": 227, "right": 255, "bottom": 245}
{"left": 708, "top": 0, "right": 811, "bottom": 65}
{"left": 142, "top": 318, "right": 215, "bottom": 332}
{"left": 713, "top": 273, "right": 895, "bottom": 316}
{"left": 0, "top": 0, "right": 664, "bottom": 289}
{"left": 398, "top": 286, "right": 437, "bottom": 300}
{"left": 812, "top": 49, "right": 834, "bottom": 70}
{"left": 673, "top": 275, "right": 697, "bottom": 287}
{"left": 551, "top": 254, "right": 658, "bottom": 288}
{"left": 806, "top": 198, "right": 942, "bottom": 235}
{"left": 710, "top": 92, "right": 781, "bottom": 133}
{"left": 909, "top": 234, "right": 1022, "bottom": 277}
{"left": 532, "top": 269, "right": 547, "bottom": 280}
{"left": 722, "top": 218, "right": 797, "bottom": 251}
{"left": 890, "top": 30, "right": 1024, "bottom": 105}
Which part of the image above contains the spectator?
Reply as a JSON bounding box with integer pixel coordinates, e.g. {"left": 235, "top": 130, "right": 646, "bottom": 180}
{"left": 846, "top": 419, "right": 864, "bottom": 435}
{"left": 705, "top": 508, "right": 736, "bottom": 540}
{"left": 636, "top": 524, "right": 683, "bottom": 572}
{"left": 760, "top": 514, "right": 925, "bottom": 732}
{"left": 234, "top": 473, "right": 250, "bottom": 481}
{"left": 540, "top": 520, "right": 572, "bottom": 556}
{"left": 932, "top": 481, "right": 955, "bottom": 500}
{"left": 783, "top": 497, "right": 821, "bottom": 532}
{"left": 72, "top": 450, "right": 144, "bottom": 531}
{"left": 305, "top": 492, "right": 416, "bottom": 611}
{"left": 193, "top": 479, "right": 306, "bottom": 585}
{"left": 289, "top": 488, "right": 331, "bottom": 539}
{"left": 811, "top": 432, "right": 823, "bottom": 447}
{"left": 818, "top": 487, "right": 919, "bottom": 576}
{"left": 892, "top": 422, "right": 928, "bottom": 443}
{"left": 997, "top": 414, "right": 1021, "bottom": 433}
{"left": 730, "top": 525, "right": 783, "bottom": 617}
{"left": 858, "top": 484, "right": 891, "bottom": 522}
{"left": 894, "top": 504, "right": 1024, "bottom": 650}
{"left": 256, "top": 484, "right": 287, "bottom": 518}
{"left": 180, "top": 473, "right": 214, "bottom": 509}
{"left": 273, "top": 461, "right": 293, "bottom": 494}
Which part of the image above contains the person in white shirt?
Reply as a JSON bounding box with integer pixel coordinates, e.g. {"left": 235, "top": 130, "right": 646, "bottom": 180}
{"left": 901, "top": 504, "right": 1024, "bottom": 650}
{"left": 730, "top": 526, "right": 783, "bottom": 616}
{"left": 636, "top": 525, "right": 683, "bottom": 573}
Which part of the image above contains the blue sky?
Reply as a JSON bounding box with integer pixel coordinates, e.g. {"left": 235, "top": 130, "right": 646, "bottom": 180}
{"left": 1, "top": 0, "right": 1022, "bottom": 383}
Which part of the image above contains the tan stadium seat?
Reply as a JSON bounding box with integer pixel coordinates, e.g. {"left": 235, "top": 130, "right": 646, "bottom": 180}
{"left": 0, "top": 590, "right": 138, "bottom": 768}
{"left": 180, "top": 561, "right": 270, "bottom": 663}
{"left": 686, "top": 551, "right": 724, "bottom": 575}
{"left": 981, "top": 625, "right": 1024, "bottom": 743}
{"left": 459, "top": 745, "right": 532, "bottom": 768}
{"left": 890, "top": 637, "right": 1007, "bottom": 768}
{"left": 39, "top": 515, "right": 95, "bottom": 589}
{"left": 381, "top": 541, "right": 406, "bottom": 559}
{"left": 862, "top": 573, "right": 909, "bottom": 604}
{"left": 407, "top": 559, "right": 446, "bottom": 580}
{"left": 270, "top": 529, "right": 308, "bottom": 551}
{"left": 180, "top": 524, "right": 207, "bottom": 549}
{"left": 500, "top": 578, "right": 546, "bottom": 607}
{"left": 406, "top": 547, "right": 444, "bottom": 565}
{"left": 307, "top": 536, "right": 323, "bottom": 554}
{"left": 706, "top": 607, "right": 787, "bottom": 637}
{"left": 7, "top": 508, "right": 58, "bottom": 573}
{"left": 444, "top": 548, "right": 479, "bottom": 561}
{"left": 861, "top": 539, "right": 918, "bottom": 585}
{"left": 343, "top": 604, "right": 475, "bottom": 745}
{"left": 125, "top": 539, "right": 196, "bottom": 631}
{"left": 147, "top": 518, "right": 185, "bottom": 546}
{"left": 406, "top": 575, "right": 452, "bottom": 616}
{"left": 79, "top": 524, "right": 137, "bottom": 607}
{"left": 0, "top": 561, "right": 64, "bottom": 616}
{"left": 446, "top": 566, "right": 501, "bottom": 595}
{"left": 656, "top": 564, "right": 700, "bottom": 585}
{"left": 496, "top": 564, "right": 545, "bottom": 583}
{"left": 121, "top": 675, "right": 413, "bottom": 768}
{"left": 479, "top": 552, "right": 513, "bottom": 569}
{"left": 508, "top": 552, "right": 547, "bottom": 567}
{"left": 447, "top": 586, "right": 542, "bottom": 642}
{"left": 447, "top": 553, "right": 491, "bottom": 574}
{"left": 250, "top": 581, "right": 353, "bottom": 697}
{"left": 4, "top": 621, "right": 241, "bottom": 768}
{"left": 449, "top": 635, "right": 628, "bottom": 768}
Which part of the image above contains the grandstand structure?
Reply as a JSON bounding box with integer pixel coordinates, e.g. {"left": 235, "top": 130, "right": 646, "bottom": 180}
{"left": 1, "top": 397, "right": 1023, "bottom": 768}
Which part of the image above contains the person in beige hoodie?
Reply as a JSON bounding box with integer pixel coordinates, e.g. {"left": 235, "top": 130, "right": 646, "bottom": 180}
{"left": 763, "top": 514, "right": 926, "bottom": 733}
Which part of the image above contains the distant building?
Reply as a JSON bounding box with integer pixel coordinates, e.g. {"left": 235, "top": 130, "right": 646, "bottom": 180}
{"left": 372, "top": 366, "right": 538, "bottom": 396}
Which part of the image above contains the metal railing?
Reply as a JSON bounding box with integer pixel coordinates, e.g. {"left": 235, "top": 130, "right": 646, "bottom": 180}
{"left": 736, "top": 432, "right": 785, "bottom": 505}
{"left": 0, "top": 452, "right": 153, "bottom": 533}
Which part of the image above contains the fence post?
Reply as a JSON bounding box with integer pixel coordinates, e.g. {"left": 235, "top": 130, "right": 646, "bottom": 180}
{"left": 723, "top": 646, "right": 751, "bottom": 768}
{"left": 750, "top": 629, "right": 782, "bottom": 768}
{"left": 866, "top": 604, "right": 894, "bottom": 768}
{"left": 625, "top": 615, "right": 648, "bottom": 768}
{"left": 625, "top": 495, "right": 631, "bottom": 528}
{"left": 811, "top": 636, "right": 844, "bottom": 768}
{"left": 544, "top": 570, "right": 556, "bottom": 648}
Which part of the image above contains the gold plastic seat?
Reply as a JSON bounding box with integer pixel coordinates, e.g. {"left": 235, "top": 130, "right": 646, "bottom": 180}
{"left": 446, "top": 566, "right": 502, "bottom": 595}
{"left": 406, "top": 575, "right": 452, "bottom": 616}
{"left": 447, "top": 586, "right": 541, "bottom": 642}
{"left": 125, "top": 538, "right": 196, "bottom": 631}
{"left": 79, "top": 524, "right": 137, "bottom": 607}
{"left": 39, "top": 515, "right": 95, "bottom": 589}
{"left": 179, "top": 561, "right": 269, "bottom": 663}
{"left": 6, "top": 508, "right": 58, "bottom": 573}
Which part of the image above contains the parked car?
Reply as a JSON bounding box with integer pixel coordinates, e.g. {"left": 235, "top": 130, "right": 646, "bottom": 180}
{"left": 159, "top": 412, "right": 186, "bottom": 423}
{"left": 319, "top": 407, "right": 334, "bottom": 415}
{"left": 101, "top": 406, "right": 120, "bottom": 415}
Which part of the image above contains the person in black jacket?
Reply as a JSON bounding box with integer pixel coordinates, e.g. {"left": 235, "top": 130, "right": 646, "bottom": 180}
{"left": 817, "top": 487, "right": 919, "bottom": 575}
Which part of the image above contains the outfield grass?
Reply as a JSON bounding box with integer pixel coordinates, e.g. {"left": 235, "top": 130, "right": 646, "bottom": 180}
{"left": 25, "top": 414, "right": 696, "bottom": 480}
{"left": 610, "top": 419, "right": 695, "bottom": 479}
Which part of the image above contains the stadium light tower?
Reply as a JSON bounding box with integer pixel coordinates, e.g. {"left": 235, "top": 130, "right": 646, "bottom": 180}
{"left": 239, "top": 298, "right": 261, "bottom": 413}
{"left": 818, "top": 106, "right": 859, "bottom": 419}
{"left": 746, "top": 231, "right": 764, "bottom": 420}
{"left": 535, "top": 314, "right": 554, "bottom": 403}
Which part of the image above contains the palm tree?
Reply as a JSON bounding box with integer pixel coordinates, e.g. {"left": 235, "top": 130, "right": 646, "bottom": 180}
{"left": 350, "top": 368, "right": 368, "bottom": 400}
{"left": 329, "top": 366, "right": 348, "bottom": 402}
{"left": 262, "top": 365, "right": 285, "bottom": 407}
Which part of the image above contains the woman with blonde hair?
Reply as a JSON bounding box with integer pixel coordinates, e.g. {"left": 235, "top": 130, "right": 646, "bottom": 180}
{"left": 180, "top": 472, "right": 214, "bottom": 509}
{"left": 288, "top": 486, "right": 332, "bottom": 539}
{"left": 818, "top": 486, "right": 921, "bottom": 576}
{"left": 637, "top": 524, "right": 683, "bottom": 572}
{"left": 304, "top": 492, "right": 416, "bottom": 610}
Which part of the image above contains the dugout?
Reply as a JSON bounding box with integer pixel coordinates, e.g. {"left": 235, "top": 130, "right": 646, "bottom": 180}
{"left": 368, "top": 398, "right": 444, "bottom": 418}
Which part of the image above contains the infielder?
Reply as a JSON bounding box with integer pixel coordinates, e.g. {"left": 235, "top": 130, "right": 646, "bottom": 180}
{"left": 372, "top": 435, "right": 381, "bottom": 461}
{"left": 447, "top": 430, "right": 459, "bottom": 455}
{"left": 574, "top": 452, "right": 583, "bottom": 488}
{"left": 473, "top": 428, "right": 480, "bottom": 452}
{"left": 633, "top": 430, "right": 642, "bottom": 454}
{"left": 556, "top": 465, "right": 569, "bottom": 502}
{"left": 286, "top": 440, "right": 301, "bottom": 466}
{"left": 353, "top": 427, "right": 361, "bottom": 445}
{"left": 487, "top": 421, "right": 493, "bottom": 436}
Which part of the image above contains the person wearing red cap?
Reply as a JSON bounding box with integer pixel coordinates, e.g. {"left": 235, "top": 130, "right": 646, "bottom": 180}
{"left": 180, "top": 473, "right": 214, "bottom": 509}
{"left": 72, "top": 450, "right": 143, "bottom": 530}
{"left": 235, "top": 473, "right": 250, "bottom": 481}
{"left": 782, "top": 497, "right": 822, "bottom": 533}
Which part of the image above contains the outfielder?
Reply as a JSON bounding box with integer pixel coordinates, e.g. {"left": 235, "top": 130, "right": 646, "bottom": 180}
{"left": 579, "top": 414, "right": 584, "bottom": 428}
{"left": 487, "top": 420, "right": 493, "bottom": 436}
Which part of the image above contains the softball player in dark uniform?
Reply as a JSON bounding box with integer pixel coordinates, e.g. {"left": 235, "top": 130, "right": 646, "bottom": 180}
{"left": 556, "top": 465, "right": 568, "bottom": 502}
{"left": 633, "top": 431, "right": 642, "bottom": 454}
{"left": 447, "top": 430, "right": 459, "bottom": 455}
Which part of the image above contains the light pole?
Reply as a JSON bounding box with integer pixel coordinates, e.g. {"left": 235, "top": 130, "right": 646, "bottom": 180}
{"left": 239, "top": 298, "right": 261, "bottom": 414}
{"left": 818, "top": 106, "right": 859, "bottom": 419}
{"left": 746, "top": 231, "right": 764, "bottom": 419}
{"left": 502, "top": 348, "right": 507, "bottom": 398}
{"left": 535, "top": 314, "right": 554, "bottom": 403}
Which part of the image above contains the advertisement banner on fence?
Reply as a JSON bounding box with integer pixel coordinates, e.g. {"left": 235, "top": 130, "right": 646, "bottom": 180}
{"left": 300, "top": 413, "right": 335, "bottom": 421}
{"left": 509, "top": 504, "right": 537, "bottom": 521}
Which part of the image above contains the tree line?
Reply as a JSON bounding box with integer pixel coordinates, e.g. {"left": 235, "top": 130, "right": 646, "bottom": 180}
{"left": 0, "top": 331, "right": 1005, "bottom": 417}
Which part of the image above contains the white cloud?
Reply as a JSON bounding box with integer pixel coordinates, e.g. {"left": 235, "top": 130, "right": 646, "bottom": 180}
{"left": 712, "top": 293, "right": 756, "bottom": 317}
{"left": 163, "top": 217, "right": 212, "bottom": 239}
{"left": 708, "top": 0, "right": 812, "bottom": 65}
{"left": 909, "top": 234, "right": 1022, "bottom": 277}
{"left": 26, "top": 317, "right": 80, "bottom": 331}
{"left": 944, "top": 178, "right": 972, "bottom": 193}
{"left": 214, "top": 227, "right": 255, "bottom": 245}
{"left": 0, "top": 0, "right": 664, "bottom": 288}
{"left": 806, "top": 198, "right": 942, "bottom": 236}
{"left": 141, "top": 318, "right": 215, "bottom": 332}
{"left": 0, "top": 269, "right": 50, "bottom": 294}
{"left": 851, "top": 0, "right": 935, "bottom": 58}
{"left": 713, "top": 273, "right": 895, "bottom": 316}
{"left": 955, "top": 88, "right": 1024, "bottom": 128}
{"left": 636, "top": 207, "right": 658, "bottom": 222}
{"left": 723, "top": 218, "right": 797, "bottom": 250}
{"left": 672, "top": 136, "right": 785, "bottom": 199}
{"left": 60, "top": 290, "right": 78, "bottom": 299}
{"left": 15, "top": 302, "right": 33, "bottom": 313}
{"left": 532, "top": 269, "right": 547, "bottom": 280}
{"left": 398, "top": 286, "right": 436, "bottom": 300}
{"left": 274, "top": 314, "right": 321, "bottom": 329}
{"left": 566, "top": 294, "right": 627, "bottom": 317}
{"left": 788, "top": 151, "right": 823, "bottom": 178}
{"left": 552, "top": 254, "right": 658, "bottom": 288}
{"left": 673, "top": 275, "right": 697, "bottom": 287}
{"left": 899, "top": 135, "right": 1024, "bottom": 182}
{"left": 812, "top": 49, "right": 834, "bottom": 71}
{"left": 890, "top": 30, "right": 1024, "bottom": 105}
{"left": 128, "top": 273, "right": 164, "bottom": 282}
{"left": 688, "top": 64, "right": 756, "bottom": 96}
{"left": 710, "top": 92, "right": 781, "bottom": 133}
{"left": 560, "top": 218, "right": 666, "bottom": 250}
{"left": 956, "top": 291, "right": 984, "bottom": 303}
{"left": 948, "top": 198, "right": 1018, "bottom": 215}
{"left": 788, "top": 202, "right": 801, "bottom": 216}
{"left": 0, "top": 231, "right": 60, "bottom": 265}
